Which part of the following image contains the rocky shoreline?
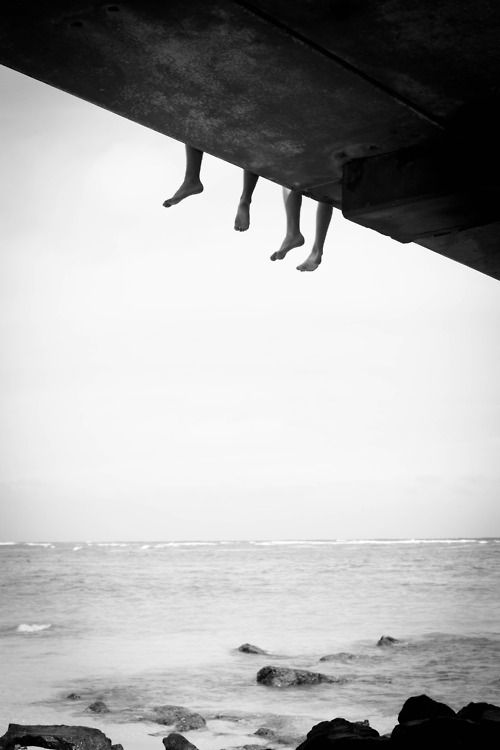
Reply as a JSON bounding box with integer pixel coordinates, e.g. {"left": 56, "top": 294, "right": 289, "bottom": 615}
{"left": 2, "top": 695, "right": 499, "bottom": 750}
{"left": 3, "top": 639, "right": 499, "bottom": 750}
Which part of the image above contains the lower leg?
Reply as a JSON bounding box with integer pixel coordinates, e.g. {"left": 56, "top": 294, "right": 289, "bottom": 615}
{"left": 270, "top": 188, "right": 305, "bottom": 261}
{"left": 234, "top": 170, "right": 259, "bottom": 231}
{"left": 163, "top": 145, "right": 204, "bottom": 207}
{"left": 297, "top": 202, "right": 333, "bottom": 272}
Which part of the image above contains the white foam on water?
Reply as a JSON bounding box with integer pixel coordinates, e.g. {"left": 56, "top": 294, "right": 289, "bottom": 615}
{"left": 16, "top": 623, "right": 52, "bottom": 633}
{"left": 250, "top": 538, "right": 488, "bottom": 546}
{"left": 73, "top": 546, "right": 83, "bottom": 551}
{"left": 153, "top": 541, "right": 218, "bottom": 548}
{"left": 25, "top": 542, "right": 55, "bottom": 548}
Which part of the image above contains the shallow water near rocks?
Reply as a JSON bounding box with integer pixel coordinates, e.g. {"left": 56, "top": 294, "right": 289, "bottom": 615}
{"left": 1, "top": 540, "right": 500, "bottom": 748}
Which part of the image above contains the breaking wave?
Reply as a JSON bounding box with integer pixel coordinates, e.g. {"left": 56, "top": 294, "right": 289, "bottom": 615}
{"left": 16, "top": 623, "right": 53, "bottom": 633}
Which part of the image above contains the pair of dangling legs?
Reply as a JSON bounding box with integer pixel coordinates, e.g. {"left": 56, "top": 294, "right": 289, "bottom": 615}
{"left": 163, "top": 145, "right": 258, "bottom": 231}
{"left": 163, "top": 148, "right": 333, "bottom": 270}
{"left": 271, "top": 188, "right": 333, "bottom": 272}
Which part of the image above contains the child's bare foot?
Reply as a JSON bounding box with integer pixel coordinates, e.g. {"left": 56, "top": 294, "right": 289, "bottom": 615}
{"left": 234, "top": 201, "right": 250, "bottom": 231}
{"left": 270, "top": 232, "right": 304, "bottom": 261}
{"left": 296, "top": 247, "right": 322, "bottom": 272}
{"left": 163, "top": 180, "right": 203, "bottom": 207}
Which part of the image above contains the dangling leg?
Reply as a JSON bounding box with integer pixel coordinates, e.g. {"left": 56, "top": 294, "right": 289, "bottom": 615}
{"left": 270, "top": 188, "right": 305, "bottom": 261}
{"left": 163, "top": 145, "right": 204, "bottom": 207}
{"left": 297, "top": 201, "right": 333, "bottom": 272}
{"left": 234, "top": 170, "right": 259, "bottom": 231}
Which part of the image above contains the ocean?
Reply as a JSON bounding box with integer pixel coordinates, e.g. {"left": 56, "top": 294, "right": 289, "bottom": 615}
{"left": 1, "top": 540, "right": 500, "bottom": 747}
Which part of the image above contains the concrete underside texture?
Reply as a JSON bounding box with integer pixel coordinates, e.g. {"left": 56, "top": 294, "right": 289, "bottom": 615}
{"left": 1, "top": 1, "right": 499, "bottom": 279}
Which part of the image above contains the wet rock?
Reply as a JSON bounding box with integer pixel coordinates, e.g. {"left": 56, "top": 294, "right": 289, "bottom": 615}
{"left": 0, "top": 724, "right": 117, "bottom": 750}
{"left": 254, "top": 728, "right": 276, "bottom": 739}
{"left": 256, "top": 666, "right": 339, "bottom": 687}
{"left": 66, "top": 693, "right": 82, "bottom": 700}
{"left": 456, "top": 703, "right": 500, "bottom": 748}
{"left": 391, "top": 717, "right": 478, "bottom": 748}
{"left": 457, "top": 701, "right": 500, "bottom": 722}
{"left": 397, "top": 694, "right": 455, "bottom": 723}
{"left": 88, "top": 701, "right": 110, "bottom": 714}
{"left": 319, "top": 653, "right": 355, "bottom": 662}
{"left": 237, "top": 643, "right": 267, "bottom": 655}
{"left": 162, "top": 734, "right": 199, "bottom": 750}
{"left": 149, "top": 706, "right": 206, "bottom": 730}
{"left": 376, "top": 635, "right": 400, "bottom": 647}
{"left": 297, "top": 718, "right": 382, "bottom": 750}
{"left": 209, "top": 713, "right": 245, "bottom": 722}
{"left": 254, "top": 727, "right": 303, "bottom": 746}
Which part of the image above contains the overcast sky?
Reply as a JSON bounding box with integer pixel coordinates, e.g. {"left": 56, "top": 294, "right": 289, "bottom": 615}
{"left": 1, "top": 65, "right": 499, "bottom": 541}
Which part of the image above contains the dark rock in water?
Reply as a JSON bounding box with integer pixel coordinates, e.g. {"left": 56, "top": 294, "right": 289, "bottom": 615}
{"left": 0, "top": 724, "right": 117, "bottom": 750}
{"left": 397, "top": 694, "right": 455, "bottom": 723}
{"left": 237, "top": 643, "right": 267, "bottom": 655}
{"left": 376, "top": 635, "right": 400, "bottom": 647}
{"left": 455, "top": 703, "right": 500, "bottom": 748}
{"left": 297, "top": 718, "right": 381, "bottom": 750}
{"left": 254, "top": 728, "right": 276, "bottom": 739}
{"left": 254, "top": 727, "right": 302, "bottom": 746}
{"left": 149, "top": 705, "right": 206, "bottom": 731}
{"left": 67, "top": 693, "right": 82, "bottom": 700}
{"left": 256, "top": 665, "right": 340, "bottom": 687}
{"left": 88, "top": 701, "right": 110, "bottom": 714}
{"left": 319, "top": 653, "right": 355, "bottom": 662}
{"left": 162, "top": 734, "right": 199, "bottom": 750}
{"left": 209, "top": 714, "right": 245, "bottom": 722}
{"left": 391, "top": 717, "right": 478, "bottom": 748}
{"left": 457, "top": 701, "right": 500, "bottom": 722}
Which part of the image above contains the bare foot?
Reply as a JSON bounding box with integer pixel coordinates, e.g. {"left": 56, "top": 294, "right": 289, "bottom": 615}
{"left": 296, "top": 247, "right": 322, "bottom": 272}
{"left": 234, "top": 201, "right": 250, "bottom": 231}
{"left": 163, "top": 180, "right": 203, "bottom": 207}
{"left": 270, "top": 233, "right": 304, "bottom": 261}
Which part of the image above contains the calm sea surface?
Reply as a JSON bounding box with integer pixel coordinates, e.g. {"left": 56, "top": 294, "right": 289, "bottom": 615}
{"left": 1, "top": 540, "right": 500, "bottom": 747}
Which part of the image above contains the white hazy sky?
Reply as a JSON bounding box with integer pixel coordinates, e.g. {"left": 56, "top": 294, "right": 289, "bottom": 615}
{"left": 1, "top": 65, "right": 499, "bottom": 541}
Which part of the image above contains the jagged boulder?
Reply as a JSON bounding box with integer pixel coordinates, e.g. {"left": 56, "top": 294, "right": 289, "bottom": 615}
{"left": 162, "top": 734, "right": 199, "bottom": 750}
{"left": 391, "top": 717, "right": 478, "bottom": 749}
{"left": 0, "top": 724, "right": 121, "bottom": 750}
{"left": 256, "top": 666, "right": 340, "bottom": 687}
{"left": 237, "top": 643, "right": 267, "bottom": 655}
{"left": 148, "top": 706, "right": 205, "bottom": 731}
{"left": 457, "top": 702, "right": 500, "bottom": 722}
{"left": 376, "top": 636, "right": 400, "bottom": 647}
{"left": 392, "top": 697, "right": 500, "bottom": 749}
{"left": 88, "top": 701, "right": 110, "bottom": 714}
{"left": 397, "top": 695, "right": 455, "bottom": 723}
{"left": 296, "top": 718, "right": 383, "bottom": 749}
{"left": 66, "top": 694, "right": 82, "bottom": 701}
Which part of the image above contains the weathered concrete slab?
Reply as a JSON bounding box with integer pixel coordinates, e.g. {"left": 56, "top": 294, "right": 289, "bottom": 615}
{"left": 421, "top": 222, "right": 500, "bottom": 280}
{"left": 246, "top": 1, "right": 500, "bottom": 124}
{"left": 0, "top": 0, "right": 437, "bottom": 206}
{"left": 1, "top": 1, "right": 499, "bottom": 279}
{"left": 342, "top": 142, "right": 500, "bottom": 240}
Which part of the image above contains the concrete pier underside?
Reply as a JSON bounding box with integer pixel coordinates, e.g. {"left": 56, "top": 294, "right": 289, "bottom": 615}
{"left": 1, "top": 1, "right": 500, "bottom": 279}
